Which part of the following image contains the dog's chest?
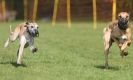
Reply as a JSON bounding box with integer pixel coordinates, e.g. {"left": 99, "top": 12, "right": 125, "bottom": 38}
{"left": 24, "top": 32, "right": 33, "bottom": 42}
{"left": 111, "top": 26, "right": 125, "bottom": 38}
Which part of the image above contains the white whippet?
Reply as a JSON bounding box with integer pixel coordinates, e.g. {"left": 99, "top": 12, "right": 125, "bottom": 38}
{"left": 4, "top": 22, "right": 39, "bottom": 64}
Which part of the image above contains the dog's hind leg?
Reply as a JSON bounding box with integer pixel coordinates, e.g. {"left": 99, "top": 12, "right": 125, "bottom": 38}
{"left": 4, "top": 26, "right": 20, "bottom": 48}
{"left": 4, "top": 26, "right": 13, "bottom": 48}
{"left": 9, "top": 27, "right": 20, "bottom": 42}
{"left": 4, "top": 33, "right": 18, "bottom": 48}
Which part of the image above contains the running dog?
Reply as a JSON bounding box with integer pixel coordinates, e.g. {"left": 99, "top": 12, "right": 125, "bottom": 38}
{"left": 103, "top": 12, "right": 131, "bottom": 68}
{"left": 4, "top": 22, "right": 39, "bottom": 64}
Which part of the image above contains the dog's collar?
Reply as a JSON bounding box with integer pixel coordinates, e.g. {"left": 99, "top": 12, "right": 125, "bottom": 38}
{"left": 118, "top": 21, "right": 128, "bottom": 30}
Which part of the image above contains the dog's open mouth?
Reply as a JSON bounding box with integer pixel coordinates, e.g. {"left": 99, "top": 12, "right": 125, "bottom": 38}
{"left": 35, "top": 30, "right": 39, "bottom": 37}
{"left": 28, "top": 29, "right": 39, "bottom": 37}
{"left": 32, "top": 32, "right": 39, "bottom": 37}
{"left": 32, "top": 30, "right": 39, "bottom": 37}
{"left": 35, "top": 32, "right": 39, "bottom": 37}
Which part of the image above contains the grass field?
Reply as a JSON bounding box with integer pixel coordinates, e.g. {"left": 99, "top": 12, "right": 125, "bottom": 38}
{"left": 0, "top": 21, "right": 133, "bottom": 80}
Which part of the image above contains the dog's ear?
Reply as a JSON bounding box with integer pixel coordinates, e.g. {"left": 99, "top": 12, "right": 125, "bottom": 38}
{"left": 24, "top": 25, "right": 28, "bottom": 27}
{"left": 127, "top": 12, "right": 130, "bottom": 18}
{"left": 118, "top": 13, "right": 122, "bottom": 19}
{"left": 24, "top": 22, "right": 30, "bottom": 27}
{"left": 118, "top": 15, "right": 121, "bottom": 19}
{"left": 26, "top": 22, "right": 29, "bottom": 25}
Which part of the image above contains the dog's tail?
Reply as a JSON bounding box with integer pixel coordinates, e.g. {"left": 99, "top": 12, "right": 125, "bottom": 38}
{"left": 4, "top": 38, "right": 9, "bottom": 48}
{"left": 4, "top": 25, "right": 12, "bottom": 48}
{"left": 10, "top": 25, "right": 13, "bottom": 34}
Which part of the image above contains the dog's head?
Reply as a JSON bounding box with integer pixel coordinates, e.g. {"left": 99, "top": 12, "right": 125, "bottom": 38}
{"left": 25, "top": 22, "right": 39, "bottom": 37}
{"left": 118, "top": 12, "right": 129, "bottom": 30}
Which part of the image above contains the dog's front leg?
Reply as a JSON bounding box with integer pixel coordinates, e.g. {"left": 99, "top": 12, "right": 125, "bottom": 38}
{"left": 120, "top": 28, "right": 131, "bottom": 57}
{"left": 120, "top": 41, "right": 130, "bottom": 57}
{"left": 103, "top": 28, "right": 112, "bottom": 68}
{"left": 17, "top": 36, "right": 26, "bottom": 64}
{"left": 29, "top": 38, "right": 38, "bottom": 53}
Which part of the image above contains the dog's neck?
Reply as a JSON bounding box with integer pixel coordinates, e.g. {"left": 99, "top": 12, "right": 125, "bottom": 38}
{"left": 118, "top": 21, "right": 129, "bottom": 30}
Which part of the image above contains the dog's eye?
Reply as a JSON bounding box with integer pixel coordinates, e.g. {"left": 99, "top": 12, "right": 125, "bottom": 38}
{"left": 31, "top": 26, "right": 33, "bottom": 28}
{"left": 126, "top": 16, "right": 128, "bottom": 18}
{"left": 119, "top": 15, "right": 122, "bottom": 18}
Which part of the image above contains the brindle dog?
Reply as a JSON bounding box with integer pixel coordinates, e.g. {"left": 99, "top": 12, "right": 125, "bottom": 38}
{"left": 103, "top": 12, "right": 131, "bottom": 68}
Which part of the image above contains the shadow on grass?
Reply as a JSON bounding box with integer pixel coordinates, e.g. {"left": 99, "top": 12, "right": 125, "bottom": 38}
{"left": 10, "top": 62, "right": 27, "bottom": 67}
{"left": 0, "top": 61, "right": 27, "bottom": 68}
{"left": 94, "top": 65, "right": 119, "bottom": 71}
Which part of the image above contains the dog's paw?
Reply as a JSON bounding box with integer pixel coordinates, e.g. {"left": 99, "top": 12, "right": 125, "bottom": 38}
{"left": 128, "top": 42, "right": 131, "bottom": 46}
{"left": 123, "top": 51, "right": 128, "bottom": 56}
{"left": 17, "top": 61, "right": 21, "bottom": 65}
{"left": 32, "top": 48, "right": 38, "bottom": 53}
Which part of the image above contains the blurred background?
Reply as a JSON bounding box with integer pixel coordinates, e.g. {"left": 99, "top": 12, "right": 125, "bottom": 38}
{"left": 0, "top": 0, "right": 133, "bottom": 22}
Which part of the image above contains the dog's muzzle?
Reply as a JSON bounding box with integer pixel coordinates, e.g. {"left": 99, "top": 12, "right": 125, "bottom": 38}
{"left": 28, "top": 29, "right": 39, "bottom": 37}
{"left": 35, "top": 30, "right": 39, "bottom": 37}
{"left": 32, "top": 29, "right": 39, "bottom": 37}
{"left": 118, "top": 18, "right": 128, "bottom": 30}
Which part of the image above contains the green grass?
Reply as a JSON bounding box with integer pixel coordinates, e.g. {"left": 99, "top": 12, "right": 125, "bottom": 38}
{"left": 0, "top": 21, "right": 133, "bottom": 80}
